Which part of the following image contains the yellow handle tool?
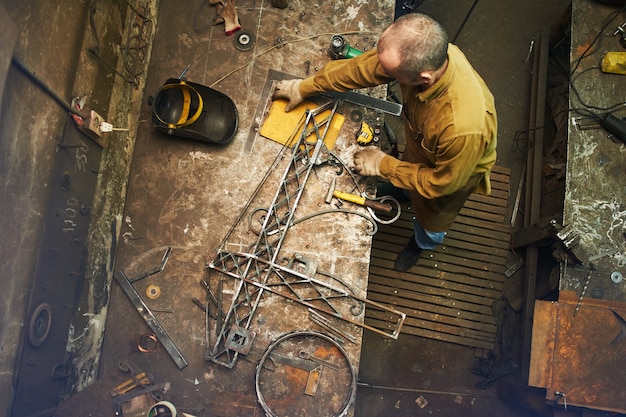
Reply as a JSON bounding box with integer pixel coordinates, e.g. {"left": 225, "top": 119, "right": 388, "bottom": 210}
{"left": 111, "top": 371, "right": 153, "bottom": 396}
{"left": 333, "top": 190, "right": 392, "bottom": 213}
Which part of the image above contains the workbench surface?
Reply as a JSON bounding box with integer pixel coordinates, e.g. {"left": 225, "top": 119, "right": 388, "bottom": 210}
{"left": 529, "top": 0, "right": 626, "bottom": 413}
{"left": 562, "top": 0, "right": 626, "bottom": 295}
{"left": 89, "top": 2, "right": 396, "bottom": 416}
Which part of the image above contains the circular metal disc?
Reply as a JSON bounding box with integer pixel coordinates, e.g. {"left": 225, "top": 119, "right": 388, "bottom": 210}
{"left": 146, "top": 284, "right": 161, "bottom": 299}
{"left": 234, "top": 29, "right": 256, "bottom": 52}
{"left": 611, "top": 271, "right": 623, "bottom": 283}
{"left": 28, "top": 303, "right": 52, "bottom": 347}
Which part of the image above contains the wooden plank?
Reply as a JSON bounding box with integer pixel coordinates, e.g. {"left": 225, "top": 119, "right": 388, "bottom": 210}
{"left": 368, "top": 261, "right": 503, "bottom": 294}
{"left": 368, "top": 271, "right": 500, "bottom": 306}
{"left": 364, "top": 316, "right": 495, "bottom": 350}
{"left": 365, "top": 290, "right": 497, "bottom": 327}
{"left": 366, "top": 308, "right": 495, "bottom": 342}
{"left": 370, "top": 257, "right": 504, "bottom": 293}
{"left": 370, "top": 247, "right": 506, "bottom": 284}
{"left": 366, "top": 166, "right": 510, "bottom": 349}
{"left": 382, "top": 217, "right": 511, "bottom": 242}
{"left": 444, "top": 230, "right": 509, "bottom": 256}
{"left": 366, "top": 282, "right": 494, "bottom": 316}
{"left": 448, "top": 220, "right": 511, "bottom": 242}
{"left": 492, "top": 165, "right": 511, "bottom": 176}
{"left": 375, "top": 228, "right": 509, "bottom": 258}
{"left": 463, "top": 199, "right": 508, "bottom": 216}
{"left": 458, "top": 207, "right": 505, "bottom": 224}
{"left": 370, "top": 243, "right": 508, "bottom": 281}
{"left": 468, "top": 193, "right": 509, "bottom": 208}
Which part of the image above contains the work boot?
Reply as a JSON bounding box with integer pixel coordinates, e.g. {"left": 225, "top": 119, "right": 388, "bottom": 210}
{"left": 394, "top": 234, "right": 422, "bottom": 272}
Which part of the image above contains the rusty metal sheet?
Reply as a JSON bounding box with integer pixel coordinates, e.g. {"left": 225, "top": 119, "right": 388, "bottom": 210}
{"left": 529, "top": 296, "right": 626, "bottom": 413}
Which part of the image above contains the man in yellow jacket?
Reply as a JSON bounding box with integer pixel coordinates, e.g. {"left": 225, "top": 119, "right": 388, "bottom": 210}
{"left": 273, "top": 13, "right": 497, "bottom": 272}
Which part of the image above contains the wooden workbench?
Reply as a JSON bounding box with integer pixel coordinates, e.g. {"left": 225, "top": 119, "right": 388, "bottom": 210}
{"left": 529, "top": 0, "right": 626, "bottom": 413}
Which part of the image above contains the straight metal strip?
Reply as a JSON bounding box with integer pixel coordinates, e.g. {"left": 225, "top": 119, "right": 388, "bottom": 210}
{"left": 114, "top": 270, "right": 188, "bottom": 369}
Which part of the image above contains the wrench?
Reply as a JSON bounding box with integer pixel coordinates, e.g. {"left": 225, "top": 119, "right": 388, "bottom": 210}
{"left": 298, "top": 350, "right": 341, "bottom": 371}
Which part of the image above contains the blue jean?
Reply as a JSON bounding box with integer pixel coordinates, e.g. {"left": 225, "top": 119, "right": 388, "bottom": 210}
{"left": 377, "top": 182, "right": 446, "bottom": 250}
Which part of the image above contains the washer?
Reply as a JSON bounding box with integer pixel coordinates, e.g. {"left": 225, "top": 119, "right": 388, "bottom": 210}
{"left": 234, "top": 29, "right": 256, "bottom": 52}
{"left": 611, "top": 271, "right": 623, "bottom": 283}
{"left": 146, "top": 284, "right": 161, "bottom": 299}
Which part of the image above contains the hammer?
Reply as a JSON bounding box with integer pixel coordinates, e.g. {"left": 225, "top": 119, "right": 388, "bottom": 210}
{"left": 326, "top": 177, "right": 393, "bottom": 214}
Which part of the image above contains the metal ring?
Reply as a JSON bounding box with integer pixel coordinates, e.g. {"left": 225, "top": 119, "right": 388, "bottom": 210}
{"left": 611, "top": 271, "right": 623, "bottom": 283}
{"left": 255, "top": 330, "right": 357, "bottom": 417}
{"left": 146, "top": 284, "right": 161, "bottom": 299}
{"left": 137, "top": 334, "right": 158, "bottom": 353}
{"left": 28, "top": 303, "right": 52, "bottom": 347}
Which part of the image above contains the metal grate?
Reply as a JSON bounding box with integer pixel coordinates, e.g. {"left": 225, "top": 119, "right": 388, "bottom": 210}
{"left": 366, "top": 166, "right": 511, "bottom": 350}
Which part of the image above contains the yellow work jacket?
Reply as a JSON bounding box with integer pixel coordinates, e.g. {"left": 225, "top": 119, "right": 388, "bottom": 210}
{"left": 300, "top": 45, "right": 497, "bottom": 231}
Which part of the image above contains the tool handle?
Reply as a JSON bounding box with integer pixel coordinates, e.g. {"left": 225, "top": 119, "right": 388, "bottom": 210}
{"left": 333, "top": 190, "right": 365, "bottom": 205}
{"left": 602, "top": 113, "right": 626, "bottom": 143}
{"left": 333, "top": 190, "right": 392, "bottom": 213}
{"left": 363, "top": 199, "right": 393, "bottom": 214}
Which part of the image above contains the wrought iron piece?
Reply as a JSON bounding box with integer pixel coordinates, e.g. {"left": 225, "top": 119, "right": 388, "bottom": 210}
{"left": 224, "top": 324, "right": 256, "bottom": 355}
{"left": 256, "top": 331, "right": 356, "bottom": 417}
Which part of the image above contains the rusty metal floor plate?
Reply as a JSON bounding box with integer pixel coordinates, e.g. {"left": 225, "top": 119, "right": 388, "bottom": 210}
{"left": 365, "top": 166, "right": 511, "bottom": 350}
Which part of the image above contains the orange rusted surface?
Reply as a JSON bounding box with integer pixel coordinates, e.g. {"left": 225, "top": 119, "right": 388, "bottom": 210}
{"left": 530, "top": 296, "right": 626, "bottom": 413}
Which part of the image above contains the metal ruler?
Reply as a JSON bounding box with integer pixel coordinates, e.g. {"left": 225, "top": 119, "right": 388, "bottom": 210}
{"left": 321, "top": 90, "right": 402, "bottom": 116}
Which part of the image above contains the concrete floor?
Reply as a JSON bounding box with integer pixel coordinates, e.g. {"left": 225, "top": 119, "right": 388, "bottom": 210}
{"left": 1, "top": 0, "right": 594, "bottom": 416}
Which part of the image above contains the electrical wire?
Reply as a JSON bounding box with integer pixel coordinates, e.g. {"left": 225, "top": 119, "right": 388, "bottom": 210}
{"left": 567, "top": 4, "right": 626, "bottom": 116}
{"left": 452, "top": 0, "right": 480, "bottom": 44}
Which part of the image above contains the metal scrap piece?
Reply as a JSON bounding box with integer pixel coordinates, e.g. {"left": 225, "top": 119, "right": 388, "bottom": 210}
{"left": 114, "top": 270, "right": 188, "bottom": 369}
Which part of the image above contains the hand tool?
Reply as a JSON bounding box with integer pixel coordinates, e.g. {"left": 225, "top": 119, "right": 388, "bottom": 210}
{"left": 328, "top": 35, "right": 363, "bottom": 59}
{"left": 112, "top": 382, "right": 168, "bottom": 416}
{"left": 332, "top": 189, "right": 392, "bottom": 214}
{"left": 356, "top": 121, "right": 374, "bottom": 145}
{"left": 573, "top": 113, "right": 626, "bottom": 144}
{"left": 111, "top": 371, "right": 154, "bottom": 396}
{"left": 298, "top": 350, "right": 341, "bottom": 370}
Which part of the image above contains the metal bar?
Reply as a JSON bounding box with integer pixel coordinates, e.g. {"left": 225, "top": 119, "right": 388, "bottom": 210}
{"left": 207, "top": 103, "right": 340, "bottom": 367}
{"left": 129, "top": 247, "right": 171, "bottom": 283}
{"left": 114, "top": 270, "right": 188, "bottom": 369}
{"left": 210, "top": 252, "right": 406, "bottom": 339}
{"left": 321, "top": 90, "right": 402, "bottom": 116}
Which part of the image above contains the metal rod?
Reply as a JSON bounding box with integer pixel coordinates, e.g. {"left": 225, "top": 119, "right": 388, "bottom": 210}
{"left": 11, "top": 57, "right": 86, "bottom": 119}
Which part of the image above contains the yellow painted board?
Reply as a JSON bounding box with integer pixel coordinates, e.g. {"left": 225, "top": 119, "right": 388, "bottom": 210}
{"left": 259, "top": 99, "right": 345, "bottom": 149}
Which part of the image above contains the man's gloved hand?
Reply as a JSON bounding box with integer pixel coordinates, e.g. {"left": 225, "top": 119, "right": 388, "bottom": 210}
{"left": 272, "top": 79, "right": 303, "bottom": 112}
{"left": 353, "top": 147, "right": 386, "bottom": 176}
